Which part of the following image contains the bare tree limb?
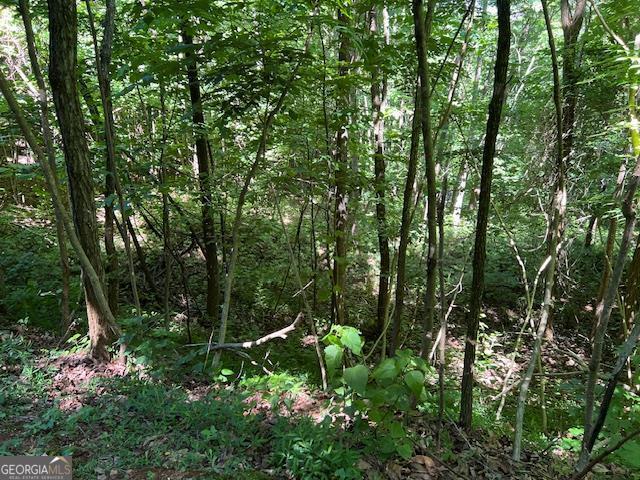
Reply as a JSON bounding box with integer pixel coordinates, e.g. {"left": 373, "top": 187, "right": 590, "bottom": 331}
{"left": 189, "top": 313, "right": 304, "bottom": 350}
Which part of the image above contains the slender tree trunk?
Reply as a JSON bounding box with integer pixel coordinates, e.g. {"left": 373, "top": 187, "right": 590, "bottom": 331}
{"left": 86, "top": 0, "right": 141, "bottom": 316}
{"left": 211, "top": 30, "right": 314, "bottom": 368}
{"left": 333, "top": 7, "right": 350, "bottom": 325}
{"left": 390, "top": 91, "right": 421, "bottom": 355}
{"left": 369, "top": 5, "right": 390, "bottom": 337}
{"left": 159, "top": 84, "right": 172, "bottom": 327}
{"left": 17, "top": 0, "right": 71, "bottom": 331}
{"left": 542, "top": 0, "right": 586, "bottom": 339}
{"left": 459, "top": 0, "right": 510, "bottom": 430}
{"left": 182, "top": 31, "right": 220, "bottom": 325}
{"left": 579, "top": 38, "right": 640, "bottom": 469}
{"left": 413, "top": 0, "right": 438, "bottom": 358}
{"left": 451, "top": 0, "right": 488, "bottom": 227}
{"left": 512, "top": 0, "right": 562, "bottom": 458}
{"left": 593, "top": 160, "right": 627, "bottom": 332}
{"left": 585, "top": 320, "right": 640, "bottom": 456}
{"left": 85, "top": 0, "right": 116, "bottom": 313}
{"left": 46, "top": 0, "right": 118, "bottom": 361}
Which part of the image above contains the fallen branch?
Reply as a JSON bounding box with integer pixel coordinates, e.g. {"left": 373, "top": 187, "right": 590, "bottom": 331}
{"left": 571, "top": 429, "right": 640, "bottom": 480}
{"left": 188, "top": 312, "right": 304, "bottom": 350}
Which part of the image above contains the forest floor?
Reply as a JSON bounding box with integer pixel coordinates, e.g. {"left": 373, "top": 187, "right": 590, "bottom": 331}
{"left": 1, "top": 319, "right": 635, "bottom": 480}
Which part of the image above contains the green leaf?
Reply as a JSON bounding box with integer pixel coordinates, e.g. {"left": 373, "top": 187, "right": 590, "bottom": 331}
{"left": 388, "top": 421, "right": 405, "bottom": 439}
{"left": 372, "top": 358, "right": 399, "bottom": 384}
{"left": 396, "top": 441, "right": 413, "bottom": 459}
{"left": 324, "top": 344, "right": 344, "bottom": 372}
{"left": 404, "top": 370, "right": 424, "bottom": 396}
{"left": 341, "top": 327, "right": 364, "bottom": 355}
{"left": 220, "top": 368, "right": 233, "bottom": 376}
{"left": 343, "top": 365, "right": 369, "bottom": 395}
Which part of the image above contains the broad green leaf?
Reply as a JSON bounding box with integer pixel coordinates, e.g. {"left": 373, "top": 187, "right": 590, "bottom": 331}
{"left": 341, "top": 327, "right": 364, "bottom": 355}
{"left": 396, "top": 441, "right": 413, "bottom": 459}
{"left": 343, "top": 365, "right": 369, "bottom": 395}
{"left": 324, "top": 344, "right": 344, "bottom": 372}
{"left": 388, "top": 421, "right": 405, "bottom": 439}
{"left": 372, "top": 358, "right": 399, "bottom": 384}
{"left": 404, "top": 370, "right": 425, "bottom": 396}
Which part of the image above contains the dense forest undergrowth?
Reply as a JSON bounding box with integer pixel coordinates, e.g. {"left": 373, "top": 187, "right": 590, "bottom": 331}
{"left": 1, "top": 0, "right": 640, "bottom": 478}
{"left": 1, "top": 202, "right": 638, "bottom": 479}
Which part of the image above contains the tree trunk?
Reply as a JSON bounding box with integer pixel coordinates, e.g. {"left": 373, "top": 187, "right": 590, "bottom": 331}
{"left": 413, "top": 0, "right": 438, "bottom": 358}
{"left": 85, "top": 0, "right": 141, "bottom": 316}
{"left": 593, "top": 160, "right": 627, "bottom": 330}
{"left": 390, "top": 90, "right": 421, "bottom": 355}
{"left": 333, "top": 7, "right": 350, "bottom": 325}
{"left": 182, "top": 30, "right": 220, "bottom": 325}
{"left": 542, "top": 0, "right": 586, "bottom": 339}
{"left": 459, "top": 0, "right": 510, "bottom": 430}
{"left": 513, "top": 0, "right": 562, "bottom": 458}
{"left": 47, "top": 0, "right": 116, "bottom": 361}
{"left": 451, "top": 0, "right": 488, "bottom": 227}
{"left": 369, "top": 5, "right": 390, "bottom": 337}
{"left": 18, "top": 0, "right": 71, "bottom": 331}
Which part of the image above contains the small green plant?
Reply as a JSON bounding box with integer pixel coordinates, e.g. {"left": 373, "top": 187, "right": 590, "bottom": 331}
{"left": 322, "top": 327, "right": 435, "bottom": 460}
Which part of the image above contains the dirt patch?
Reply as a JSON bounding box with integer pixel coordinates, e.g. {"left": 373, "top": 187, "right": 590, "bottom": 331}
{"left": 41, "top": 354, "right": 127, "bottom": 410}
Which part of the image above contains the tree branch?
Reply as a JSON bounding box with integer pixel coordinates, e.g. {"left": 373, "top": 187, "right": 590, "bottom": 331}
{"left": 572, "top": 429, "right": 640, "bottom": 480}
{"left": 189, "top": 312, "right": 304, "bottom": 350}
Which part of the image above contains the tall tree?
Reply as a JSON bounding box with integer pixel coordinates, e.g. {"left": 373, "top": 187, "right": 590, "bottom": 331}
{"left": 85, "top": 0, "right": 141, "bottom": 316}
{"left": 459, "top": 0, "right": 511, "bottom": 430}
{"left": 17, "top": 0, "right": 70, "bottom": 330}
{"left": 543, "top": 0, "right": 586, "bottom": 339}
{"left": 182, "top": 30, "right": 220, "bottom": 325}
{"left": 47, "top": 0, "right": 118, "bottom": 361}
{"left": 369, "top": 4, "right": 390, "bottom": 337}
{"left": 513, "top": 0, "right": 562, "bottom": 458}
{"left": 390, "top": 90, "right": 420, "bottom": 354}
{"left": 333, "top": 5, "right": 351, "bottom": 325}
{"left": 412, "top": 0, "right": 437, "bottom": 358}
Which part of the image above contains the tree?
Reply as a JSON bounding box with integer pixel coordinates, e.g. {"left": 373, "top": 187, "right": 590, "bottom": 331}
{"left": 333, "top": 4, "right": 351, "bottom": 325}
{"left": 369, "top": 3, "right": 390, "bottom": 338}
{"left": 459, "top": 0, "right": 511, "bottom": 430}
{"left": 47, "top": 0, "right": 119, "bottom": 361}
{"left": 182, "top": 29, "right": 220, "bottom": 325}
{"left": 513, "top": 0, "right": 563, "bottom": 458}
{"left": 412, "top": 0, "right": 437, "bottom": 358}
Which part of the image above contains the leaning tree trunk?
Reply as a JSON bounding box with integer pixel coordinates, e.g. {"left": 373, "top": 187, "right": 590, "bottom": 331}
{"left": 47, "top": 0, "right": 117, "bottom": 361}
{"left": 512, "top": 0, "right": 562, "bottom": 459}
{"left": 18, "top": 0, "right": 71, "bottom": 331}
{"left": 182, "top": 30, "right": 221, "bottom": 326}
{"left": 390, "top": 90, "right": 420, "bottom": 355}
{"left": 413, "top": 0, "right": 438, "bottom": 358}
{"left": 578, "top": 27, "right": 640, "bottom": 470}
{"left": 86, "top": 0, "right": 141, "bottom": 316}
{"left": 0, "top": 71, "right": 122, "bottom": 362}
{"left": 459, "top": 0, "right": 510, "bottom": 430}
